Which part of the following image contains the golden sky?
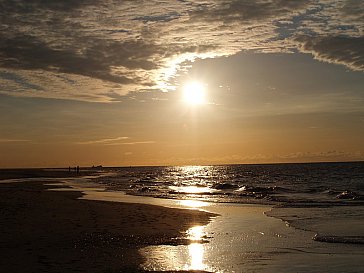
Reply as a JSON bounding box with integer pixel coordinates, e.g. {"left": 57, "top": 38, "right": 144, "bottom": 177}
{"left": 0, "top": 0, "right": 363, "bottom": 167}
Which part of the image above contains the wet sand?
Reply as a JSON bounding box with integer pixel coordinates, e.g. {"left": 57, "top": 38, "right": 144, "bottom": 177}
{"left": 59, "top": 179, "right": 364, "bottom": 272}
{"left": 2, "top": 170, "right": 363, "bottom": 272}
{"left": 0, "top": 177, "right": 215, "bottom": 272}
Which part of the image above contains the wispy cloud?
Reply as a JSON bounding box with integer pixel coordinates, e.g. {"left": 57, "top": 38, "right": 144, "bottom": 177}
{"left": 110, "top": 141, "right": 156, "bottom": 146}
{"left": 76, "top": 137, "right": 155, "bottom": 146}
{"left": 76, "top": 136, "right": 129, "bottom": 145}
{"left": 0, "top": 138, "right": 31, "bottom": 143}
{"left": 168, "top": 150, "right": 364, "bottom": 165}
{"left": 276, "top": 150, "right": 364, "bottom": 162}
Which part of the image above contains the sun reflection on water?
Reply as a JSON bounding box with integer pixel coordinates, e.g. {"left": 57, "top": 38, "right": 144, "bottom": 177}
{"left": 140, "top": 165, "right": 215, "bottom": 272}
{"left": 170, "top": 185, "right": 215, "bottom": 194}
{"left": 179, "top": 199, "right": 209, "bottom": 208}
{"left": 168, "top": 165, "right": 217, "bottom": 196}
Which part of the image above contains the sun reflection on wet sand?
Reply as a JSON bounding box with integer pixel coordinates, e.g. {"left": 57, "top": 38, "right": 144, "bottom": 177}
{"left": 187, "top": 243, "right": 205, "bottom": 270}
{"left": 187, "top": 225, "right": 204, "bottom": 240}
{"left": 185, "top": 225, "right": 206, "bottom": 270}
{"left": 140, "top": 225, "right": 209, "bottom": 272}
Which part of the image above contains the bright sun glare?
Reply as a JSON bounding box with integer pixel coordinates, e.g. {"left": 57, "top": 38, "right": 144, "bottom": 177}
{"left": 183, "top": 82, "right": 206, "bottom": 105}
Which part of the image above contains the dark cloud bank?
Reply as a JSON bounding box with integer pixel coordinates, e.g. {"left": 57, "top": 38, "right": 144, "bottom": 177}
{"left": 296, "top": 35, "right": 364, "bottom": 71}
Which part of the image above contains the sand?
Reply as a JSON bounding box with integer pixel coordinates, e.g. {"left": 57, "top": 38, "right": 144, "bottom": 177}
{"left": 2, "top": 170, "right": 363, "bottom": 272}
{"left": 0, "top": 175, "right": 215, "bottom": 272}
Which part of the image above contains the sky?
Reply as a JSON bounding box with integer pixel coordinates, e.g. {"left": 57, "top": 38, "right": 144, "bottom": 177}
{"left": 0, "top": 0, "right": 364, "bottom": 167}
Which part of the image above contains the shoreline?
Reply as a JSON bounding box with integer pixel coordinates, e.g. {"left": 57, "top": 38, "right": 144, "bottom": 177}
{"left": 2, "top": 169, "right": 364, "bottom": 272}
{"left": 0, "top": 179, "right": 215, "bottom": 272}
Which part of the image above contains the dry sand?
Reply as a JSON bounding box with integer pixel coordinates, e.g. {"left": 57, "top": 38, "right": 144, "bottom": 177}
{"left": 0, "top": 173, "right": 215, "bottom": 272}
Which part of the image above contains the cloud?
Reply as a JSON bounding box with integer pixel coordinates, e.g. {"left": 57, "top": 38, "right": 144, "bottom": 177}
{"left": 0, "top": 0, "right": 362, "bottom": 102}
{"left": 159, "top": 149, "right": 364, "bottom": 165}
{"left": 0, "top": 0, "right": 100, "bottom": 12}
{"left": 76, "top": 136, "right": 129, "bottom": 145}
{"left": 277, "top": 150, "right": 364, "bottom": 162}
{"left": 0, "top": 35, "right": 158, "bottom": 84}
{"left": 115, "top": 141, "right": 155, "bottom": 146}
{"left": 187, "top": 0, "right": 310, "bottom": 24}
{"left": 0, "top": 138, "right": 31, "bottom": 143}
{"left": 340, "top": 0, "right": 364, "bottom": 20}
{"left": 76, "top": 137, "right": 155, "bottom": 146}
{"left": 295, "top": 35, "right": 364, "bottom": 71}
{"left": 335, "top": 0, "right": 364, "bottom": 30}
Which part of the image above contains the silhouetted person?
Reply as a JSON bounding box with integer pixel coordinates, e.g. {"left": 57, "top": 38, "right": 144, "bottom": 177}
{"left": 76, "top": 166, "right": 79, "bottom": 174}
{"left": 68, "top": 166, "right": 71, "bottom": 172}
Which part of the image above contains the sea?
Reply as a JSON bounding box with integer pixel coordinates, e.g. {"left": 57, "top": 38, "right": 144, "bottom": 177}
{"left": 81, "top": 161, "right": 364, "bottom": 272}
{"left": 91, "top": 161, "right": 364, "bottom": 206}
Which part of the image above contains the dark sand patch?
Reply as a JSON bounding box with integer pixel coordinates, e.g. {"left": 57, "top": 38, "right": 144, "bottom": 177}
{"left": 0, "top": 181, "right": 215, "bottom": 272}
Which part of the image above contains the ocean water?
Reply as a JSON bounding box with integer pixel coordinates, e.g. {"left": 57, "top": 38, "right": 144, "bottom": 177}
{"left": 69, "top": 162, "right": 364, "bottom": 271}
{"left": 93, "top": 162, "right": 364, "bottom": 206}
{"left": 2, "top": 162, "right": 363, "bottom": 271}
{"left": 89, "top": 161, "right": 364, "bottom": 246}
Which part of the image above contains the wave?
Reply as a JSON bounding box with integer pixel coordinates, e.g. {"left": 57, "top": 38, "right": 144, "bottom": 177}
{"left": 313, "top": 234, "right": 364, "bottom": 245}
{"left": 335, "top": 190, "right": 364, "bottom": 200}
{"left": 88, "top": 165, "right": 364, "bottom": 207}
{"left": 235, "top": 185, "right": 292, "bottom": 193}
{"left": 212, "top": 183, "right": 239, "bottom": 190}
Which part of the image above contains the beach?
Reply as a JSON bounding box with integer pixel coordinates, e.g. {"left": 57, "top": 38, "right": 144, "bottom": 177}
{"left": 0, "top": 171, "right": 215, "bottom": 273}
{"left": 1, "top": 167, "right": 364, "bottom": 272}
{"left": 2, "top": 0, "right": 364, "bottom": 269}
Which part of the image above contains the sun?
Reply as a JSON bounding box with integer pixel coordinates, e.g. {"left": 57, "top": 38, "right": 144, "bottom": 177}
{"left": 183, "top": 82, "right": 206, "bottom": 105}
